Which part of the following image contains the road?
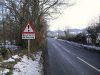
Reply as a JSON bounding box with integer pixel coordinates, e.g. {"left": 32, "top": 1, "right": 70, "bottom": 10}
{"left": 47, "top": 38, "right": 100, "bottom": 75}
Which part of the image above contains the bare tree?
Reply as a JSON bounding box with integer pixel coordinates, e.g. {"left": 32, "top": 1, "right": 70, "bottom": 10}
{"left": 0, "top": 0, "right": 74, "bottom": 50}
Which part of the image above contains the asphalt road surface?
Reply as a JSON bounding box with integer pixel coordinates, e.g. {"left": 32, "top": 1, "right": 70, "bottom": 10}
{"left": 47, "top": 38, "right": 100, "bottom": 75}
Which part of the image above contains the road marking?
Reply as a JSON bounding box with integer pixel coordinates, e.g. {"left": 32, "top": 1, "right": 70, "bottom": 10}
{"left": 72, "top": 53, "right": 77, "bottom": 56}
{"left": 77, "top": 57, "right": 100, "bottom": 73}
{"left": 52, "top": 43, "right": 59, "bottom": 49}
{"left": 62, "top": 47, "right": 71, "bottom": 53}
{"left": 56, "top": 42, "right": 78, "bottom": 57}
{"left": 55, "top": 42, "right": 71, "bottom": 54}
{"left": 55, "top": 42, "right": 62, "bottom": 47}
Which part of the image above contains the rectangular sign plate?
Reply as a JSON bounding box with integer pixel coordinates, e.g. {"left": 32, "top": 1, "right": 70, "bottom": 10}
{"left": 22, "top": 34, "right": 35, "bottom": 39}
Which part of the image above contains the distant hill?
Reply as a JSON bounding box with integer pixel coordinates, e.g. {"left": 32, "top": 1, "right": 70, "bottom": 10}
{"left": 47, "top": 29, "right": 84, "bottom": 37}
{"left": 67, "top": 29, "right": 83, "bottom": 34}
{"left": 68, "top": 29, "right": 82, "bottom": 32}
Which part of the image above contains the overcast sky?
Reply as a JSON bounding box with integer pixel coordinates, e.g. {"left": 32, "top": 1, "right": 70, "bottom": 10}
{"left": 49, "top": 0, "right": 100, "bottom": 31}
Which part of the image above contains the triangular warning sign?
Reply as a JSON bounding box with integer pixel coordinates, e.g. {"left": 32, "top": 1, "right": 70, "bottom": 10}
{"left": 23, "top": 23, "right": 34, "bottom": 32}
{"left": 22, "top": 21, "right": 35, "bottom": 34}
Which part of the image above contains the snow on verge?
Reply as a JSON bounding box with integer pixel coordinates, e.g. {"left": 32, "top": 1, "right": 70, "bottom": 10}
{"left": 81, "top": 44, "right": 100, "bottom": 51}
{"left": 66, "top": 40, "right": 100, "bottom": 51}
{"left": 0, "top": 69, "right": 10, "bottom": 75}
{"left": 0, "top": 55, "right": 20, "bottom": 75}
{"left": 58, "top": 39, "right": 100, "bottom": 51}
{"left": 13, "top": 51, "right": 43, "bottom": 75}
{"left": 3, "top": 55, "right": 20, "bottom": 62}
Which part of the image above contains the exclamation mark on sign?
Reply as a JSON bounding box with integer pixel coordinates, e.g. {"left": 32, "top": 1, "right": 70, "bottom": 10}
{"left": 28, "top": 25, "right": 30, "bottom": 32}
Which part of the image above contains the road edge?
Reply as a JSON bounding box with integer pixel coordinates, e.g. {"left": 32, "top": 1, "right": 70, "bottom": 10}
{"left": 42, "top": 39, "right": 49, "bottom": 75}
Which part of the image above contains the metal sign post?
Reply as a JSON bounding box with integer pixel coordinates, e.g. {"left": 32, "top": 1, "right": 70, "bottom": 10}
{"left": 22, "top": 20, "right": 35, "bottom": 57}
{"left": 28, "top": 40, "right": 30, "bottom": 56}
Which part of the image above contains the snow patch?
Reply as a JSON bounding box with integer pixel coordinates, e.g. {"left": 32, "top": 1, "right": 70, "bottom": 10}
{"left": 0, "top": 69, "right": 10, "bottom": 75}
{"left": 67, "top": 41, "right": 100, "bottom": 51}
{"left": 12, "top": 55, "right": 19, "bottom": 59}
{"left": 82, "top": 44, "right": 100, "bottom": 51}
{"left": 5, "top": 45, "right": 18, "bottom": 51}
{"left": 3, "top": 58, "right": 15, "bottom": 62}
{"left": 58, "top": 39, "right": 100, "bottom": 51}
{"left": 13, "top": 51, "right": 43, "bottom": 75}
{"left": 3, "top": 55, "right": 20, "bottom": 62}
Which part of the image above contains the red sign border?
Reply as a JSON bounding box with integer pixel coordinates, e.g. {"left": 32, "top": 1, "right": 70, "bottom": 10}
{"left": 22, "top": 20, "right": 36, "bottom": 34}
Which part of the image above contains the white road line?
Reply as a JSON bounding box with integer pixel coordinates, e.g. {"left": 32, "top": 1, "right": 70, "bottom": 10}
{"left": 72, "top": 53, "right": 77, "bottom": 56}
{"left": 55, "top": 42, "right": 62, "bottom": 47}
{"left": 52, "top": 43, "right": 59, "bottom": 49}
{"left": 62, "top": 47, "right": 71, "bottom": 53}
{"left": 52, "top": 43, "right": 71, "bottom": 54}
{"left": 55, "top": 43, "right": 71, "bottom": 54}
{"left": 77, "top": 57, "right": 100, "bottom": 73}
{"left": 56, "top": 43, "right": 79, "bottom": 57}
